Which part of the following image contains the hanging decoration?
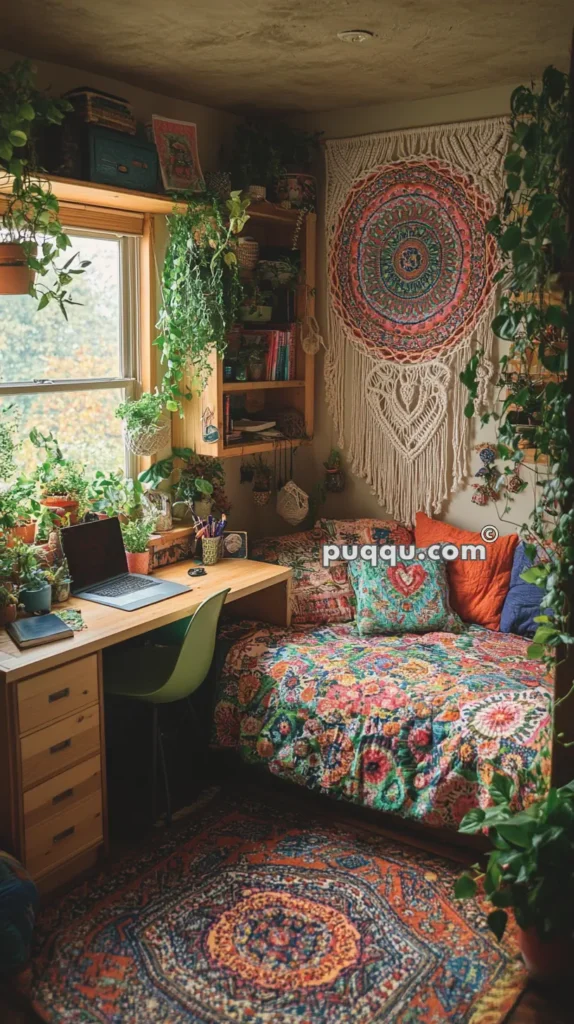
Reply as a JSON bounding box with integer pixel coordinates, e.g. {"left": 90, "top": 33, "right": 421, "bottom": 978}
{"left": 323, "top": 448, "right": 346, "bottom": 493}
{"left": 325, "top": 118, "right": 509, "bottom": 523}
{"left": 471, "top": 443, "right": 500, "bottom": 506}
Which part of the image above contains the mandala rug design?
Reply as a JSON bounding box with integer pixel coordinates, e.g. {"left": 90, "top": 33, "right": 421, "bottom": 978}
{"left": 325, "top": 118, "right": 510, "bottom": 522}
{"left": 23, "top": 794, "right": 526, "bottom": 1023}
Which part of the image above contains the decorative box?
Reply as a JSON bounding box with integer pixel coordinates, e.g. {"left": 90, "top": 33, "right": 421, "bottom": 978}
{"left": 58, "top": 123, "right": 159, "bottom": 191}
{"left": 148, "top": 526, "right": 196, "bottom": 571}
{"left": 63, "top": 87, "right": 137, "bottom": 135}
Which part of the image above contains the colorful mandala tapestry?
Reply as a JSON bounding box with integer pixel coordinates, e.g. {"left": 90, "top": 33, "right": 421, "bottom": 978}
{"left": 325, "top": 119, "right": 509, "bottom": 522}
{"left": 23, "top": 793, "right": 526, "bottom": 1023}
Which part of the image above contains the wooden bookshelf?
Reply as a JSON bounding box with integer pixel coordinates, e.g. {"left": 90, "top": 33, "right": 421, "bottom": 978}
{"left": 172, "top": 212, "right": 316, "bottom": 460}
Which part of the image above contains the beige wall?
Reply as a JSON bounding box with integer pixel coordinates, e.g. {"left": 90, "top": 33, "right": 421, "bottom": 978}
{"left": 292, "top": 83, "right": 539, "bottom": 536}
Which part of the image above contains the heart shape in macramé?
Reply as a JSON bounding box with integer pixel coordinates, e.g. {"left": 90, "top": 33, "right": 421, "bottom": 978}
{"left": 387, "top": 563, "right": 427, "bottom": 597}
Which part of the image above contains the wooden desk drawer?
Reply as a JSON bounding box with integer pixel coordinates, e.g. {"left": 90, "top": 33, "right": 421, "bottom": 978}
{"left": 23, "top": 756, "right": 102, "bottom": 832}
{"left": 20, "top": 705, "right": 101, "bottom": 790}
{"left": 25, "top": 790, "right": 103, "bottom": 879}
{"left": 17, "top": 656, "right": 99, "bottom": 735}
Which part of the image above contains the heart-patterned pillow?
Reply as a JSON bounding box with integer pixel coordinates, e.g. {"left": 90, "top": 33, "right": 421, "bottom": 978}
{"left": 348, "top": 548, "right": 465, "bottom": 637}
{"left": 387, "top": 563, "right": 427, "bottom": 597}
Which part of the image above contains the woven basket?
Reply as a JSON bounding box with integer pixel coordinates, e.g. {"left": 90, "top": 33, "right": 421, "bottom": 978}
{"left": 123, "top": 416, "right": 171, "bottom": 457}
{"left": 233, "top": 238, "right": 259, "bottom": 270}
{"left": 276, "top": 480, "right": 309, "bottom": 526}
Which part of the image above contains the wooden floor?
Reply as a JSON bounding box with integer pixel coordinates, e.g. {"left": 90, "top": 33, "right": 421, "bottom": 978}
{"left": 1, "top": 778, "right": 571, "bottom": 1024}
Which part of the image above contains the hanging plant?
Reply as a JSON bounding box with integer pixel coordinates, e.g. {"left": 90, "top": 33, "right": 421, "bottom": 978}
{"left": 0, "top": 59, "right": 89, "bottom": 316}
{"left": 461, "top": 66, "right": 573, "bottom": 672}
{"left": 155, "top": 190, "right": 250, "bottom": 411}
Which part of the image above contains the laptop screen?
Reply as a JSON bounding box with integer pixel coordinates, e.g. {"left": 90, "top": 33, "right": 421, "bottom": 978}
{"left": 61, "top": 517, "right": 128, "bottom": 591}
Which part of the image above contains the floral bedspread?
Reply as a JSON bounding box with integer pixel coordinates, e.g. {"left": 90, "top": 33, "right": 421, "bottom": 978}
{"left": 213, "top": 622, "right": 553, "bottom": 829}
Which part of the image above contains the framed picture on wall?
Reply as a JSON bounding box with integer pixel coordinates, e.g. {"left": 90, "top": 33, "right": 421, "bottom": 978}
{"left": 152, "top": 116, "right": 205, "bottom": 192}
{"left": 222, "top": 531, "right": 248, "bottom": 559}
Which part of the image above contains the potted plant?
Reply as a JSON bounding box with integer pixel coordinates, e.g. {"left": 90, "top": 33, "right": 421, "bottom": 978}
{"left": 10, "top": 541, "right": 52, "bottom": 613}
{"left": 455, "top": 773, "right": 574, "bottom": 982}
{"left": 271, "top": 124, "right": 323, "bottom": 211}
{"left": 251, "top": 455, "right": 273, "bottom": 505}
{"left": 121, "top": 518, "right": 154, "bottom": 575}
{"left": 0, "top": 59, "right": 89, "bottom": 313}
{"left": 0, "top": 584, "right": 19, "bottom": 627}
{"left": 323, "top": 448, "right": 345, "bottom": 493}
{"left": 240, "top": 279, "right": 273, "bottom": 323}
{"left": 44, "top": 559, "right": 71, "bottom": 604}
{"left": 156, "top": 191, "right": 250, "bottom": 405}
{"left": 232, "top": 119, "right": 284, "bottom": 200}
{"left": 0, "top": 477, "right": 40, "bottom": 545}
{"left": 238, "top": 334, "right": 269, "bottom": 381}
{"left": 87, "top": 470, "right": 144, "bottom": 521}
{"left": 115, "top": 391, "right": 171, "bottom": 457}
{"left": 30, "top": 428, "right": 88, "bottom": 523}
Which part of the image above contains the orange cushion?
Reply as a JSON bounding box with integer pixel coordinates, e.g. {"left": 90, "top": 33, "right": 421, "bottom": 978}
{"left": 414, "top": 513, "right": 519, "bottom": 630}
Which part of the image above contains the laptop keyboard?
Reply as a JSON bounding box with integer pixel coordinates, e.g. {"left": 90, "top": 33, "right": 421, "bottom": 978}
{"left": 86, "top": 575, "right": 158, "bottom": 598}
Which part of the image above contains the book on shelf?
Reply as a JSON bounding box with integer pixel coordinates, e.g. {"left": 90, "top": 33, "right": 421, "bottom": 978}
{"left": 241, "top": 327, "right": 296, "bottom": 383}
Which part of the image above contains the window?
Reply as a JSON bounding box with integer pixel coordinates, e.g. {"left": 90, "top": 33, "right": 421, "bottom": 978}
{"left": 0, "top": 230, "right": 139, "bottom": 476}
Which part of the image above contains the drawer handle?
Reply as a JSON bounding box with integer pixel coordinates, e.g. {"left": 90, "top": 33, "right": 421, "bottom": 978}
{"left": 50, "top": 738, "right": 71, "bottom": 755}
{"left": 52, "top": 787, "right": 74, "bottom": 805}
{"left": 48, "top": 687, "right": 70, "bottom": 703}
{"left": 53, "top": 825, "right": 75, "bottom": 844}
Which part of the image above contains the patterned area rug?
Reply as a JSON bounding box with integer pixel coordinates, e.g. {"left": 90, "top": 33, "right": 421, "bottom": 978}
{"left": 24, "top": 793, "right": 525, "bottom": 1023}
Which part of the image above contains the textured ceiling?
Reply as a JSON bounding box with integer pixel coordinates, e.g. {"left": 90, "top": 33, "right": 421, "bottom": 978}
{"left": 3, "top": 0, "right": 571, "bottom": 112}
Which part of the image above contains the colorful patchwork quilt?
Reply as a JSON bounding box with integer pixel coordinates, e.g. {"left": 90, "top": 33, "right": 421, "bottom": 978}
{"left": 213, "top": 622, "right": 552, "bottom": 830}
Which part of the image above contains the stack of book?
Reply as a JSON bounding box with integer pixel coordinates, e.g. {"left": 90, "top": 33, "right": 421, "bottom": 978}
{"left": 265, "top": 329, "right": 296, "bottom": 381}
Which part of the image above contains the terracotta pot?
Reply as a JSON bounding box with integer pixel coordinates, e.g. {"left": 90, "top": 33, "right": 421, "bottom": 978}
{"left": 0, "top": 243, "right": 35, "bottom": 295}
{"left": 0, "top": 603, "right": 17, "bottom": 627}
{"left": 40, "top": 496, "right": 79, "bottom": 525}
{"left": 518, "top": 926, "right": 574, "bottom": 983}
{"left": 6, "top": 522, "right": 36, "bottom": 546}
{"left": 126, "top": 550, "right": 150, "bottom": 575}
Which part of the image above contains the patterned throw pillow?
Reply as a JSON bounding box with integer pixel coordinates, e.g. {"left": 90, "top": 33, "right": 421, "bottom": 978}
{"left": 315, "top": 517, "right": 414, "bottom": 549}
{"left": 348, "top": 549, "right": 465, "bottom": 636}
{"left": 250, "top": 529, "right": 355, "bottom": 625}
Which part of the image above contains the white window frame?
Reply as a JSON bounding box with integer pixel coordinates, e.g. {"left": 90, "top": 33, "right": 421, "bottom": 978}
{"left": 0, "top": 228, "right": 140, "bottom": 476}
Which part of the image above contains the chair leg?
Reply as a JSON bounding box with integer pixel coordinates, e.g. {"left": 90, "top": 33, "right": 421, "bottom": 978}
{"left": 156, "top": 720, "right": 173, "bottom": 827}
{"left": 151, "top": 705, "right": 158, "bottom": 827}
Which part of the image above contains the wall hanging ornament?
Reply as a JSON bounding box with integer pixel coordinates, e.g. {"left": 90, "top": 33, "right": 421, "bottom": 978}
{"left": 325, "top": 118, "right": 509, "bottom": 523}
{"left": 471, "top": 443, "right": 500, "bottom": 506}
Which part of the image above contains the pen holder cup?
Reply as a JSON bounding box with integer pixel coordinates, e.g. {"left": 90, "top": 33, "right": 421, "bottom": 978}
{"left": 201, "top": 536, "right": 222, "bottom": 566}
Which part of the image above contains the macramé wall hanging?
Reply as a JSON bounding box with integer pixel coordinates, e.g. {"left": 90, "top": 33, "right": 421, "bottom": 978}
{"left": 325, "top": 117, "right": 510, "bottom": 523}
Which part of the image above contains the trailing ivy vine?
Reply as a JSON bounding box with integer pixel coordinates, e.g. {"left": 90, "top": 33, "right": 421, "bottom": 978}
{"left": 155, "top": 190, "right": 250, "bottom": 411}
{"left": 462, "top": 67, "right": 573, "bottom": 677}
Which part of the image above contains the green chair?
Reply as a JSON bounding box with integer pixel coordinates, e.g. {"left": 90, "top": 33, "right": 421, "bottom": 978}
{"left": 104, "top": 588, "right": 230, "bottom": 826}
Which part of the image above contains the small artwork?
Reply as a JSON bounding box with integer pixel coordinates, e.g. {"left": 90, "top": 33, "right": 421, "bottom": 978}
{"left": 201, "top": 405, "right": 220, "bottom": 444}
{"left": 152, "top": 115, "right": 205, "bottom": 192}
{"left": 222, "top": 531, "right": 248, "bottom": 559}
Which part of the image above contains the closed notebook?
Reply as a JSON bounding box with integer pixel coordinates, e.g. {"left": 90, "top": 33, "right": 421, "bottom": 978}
{"left": 6, "top": 614, "right": 73, "bottom": 649}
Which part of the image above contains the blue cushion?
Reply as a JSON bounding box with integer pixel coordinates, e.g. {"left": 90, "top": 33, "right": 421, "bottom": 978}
{"left": 499, "top": 542, "right": 543, "bottom": 638}
{"left": 0, "top": 851, "right": 38, "bottom": 976}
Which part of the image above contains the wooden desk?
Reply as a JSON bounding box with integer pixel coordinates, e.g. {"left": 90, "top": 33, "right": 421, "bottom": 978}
{"left": 0, "top": 559, "right": 291, "bottom": 890}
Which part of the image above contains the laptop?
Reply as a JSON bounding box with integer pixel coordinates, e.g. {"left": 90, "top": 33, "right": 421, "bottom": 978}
{"left": 61, "top": 517, "right": 191, "bottom": 611}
